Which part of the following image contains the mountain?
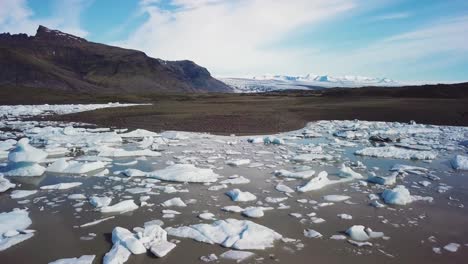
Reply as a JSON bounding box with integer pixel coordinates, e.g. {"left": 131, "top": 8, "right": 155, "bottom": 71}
{"left": 221, "top": 74, "right": 401, "bottom": 93}
{"left": 0, "top": 26, "right": 232, "bottom": 93}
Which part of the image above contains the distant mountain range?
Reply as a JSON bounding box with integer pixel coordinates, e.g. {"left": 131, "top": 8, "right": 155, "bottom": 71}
{"left": 221, "top": 74, "right": 401, "bottom": 93}
{"left": 0, "top": 26, "right": 232, "bottom": 93}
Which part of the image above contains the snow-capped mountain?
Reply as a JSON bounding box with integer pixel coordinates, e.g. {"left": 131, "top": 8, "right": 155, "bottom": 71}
{"left": 221, "top": 74, "right": 401, "bottom": 93}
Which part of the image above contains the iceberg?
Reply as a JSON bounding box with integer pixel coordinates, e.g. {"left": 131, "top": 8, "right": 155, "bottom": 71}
{"left": 147, "top": 164, "right": 219, "bottom": 183}
{"left": 166, "top": 218, "right": 282, "bottom": 250}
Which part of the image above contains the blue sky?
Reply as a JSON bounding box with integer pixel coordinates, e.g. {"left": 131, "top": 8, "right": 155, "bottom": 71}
{"left": 1, "top": 0, "right": 467, "bottom": 82}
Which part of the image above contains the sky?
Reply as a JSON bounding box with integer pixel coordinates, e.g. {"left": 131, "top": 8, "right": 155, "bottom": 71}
{"left": 0, "top": 0, "right": 467, "bottom": 82}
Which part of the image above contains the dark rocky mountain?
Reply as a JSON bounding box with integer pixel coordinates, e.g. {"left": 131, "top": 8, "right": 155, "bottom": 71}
{"left": 0, "top": 25, "right": 232, "bottom": 93}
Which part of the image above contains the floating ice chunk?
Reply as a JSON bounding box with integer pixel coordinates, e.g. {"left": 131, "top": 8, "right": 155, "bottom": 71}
{"left": 8, "top": 138, "right": 47, "bottom": 163}
{"left": 80, "top": 216, "right": 115, "bottom": 228}
{"left": 334, "top": 130, "right": 367, "bottom": 139}
{"left": 367, "top": 175, "right": 396, "bottom": 185}
{"left": 0, "top": 233, "right": 34, "bottom": 251}
{"left": 121, "top": 169, "right": 146, "bottom": 177}
{"left": 0, "top": 209, "right": 33, "bottom": 251}
{"left": 242, "top": 207, "right": 265, "bottom": 218}
{"left": 337, "top": 214, "right": 352, "bottom": 220}
{"left": 40, "top": 182, "right": 82, "bottom": 190}
{"left": 3, "top": 163, "right": 46, "bottom": 177}
{"left": 297, "top": 171, "right": 331, "bottom": 192}
{"left": 126, "top": 187, "right": 151, "bottom": 194}
{"left": 150, "top": 240, "right": 176, "bottom": 257}
{"left": 370, "top": 200, "right": 385, "bottom": 208}
{"left": 101, "top": 200, "right": 139, "bottom": 213}
{"left": 112, "top": 227, "right": 146, "bottom": 254}
{"left": 220, "top": 176, "right": 250, "bottom": 185}
{"left": 103, "top": 242, "right": 131, "bottom": 264}
{"left": 200, "top": 253, "right": 218, "bottom": 262}
{"left": 220, "top": 250, "right": 254, "bottom": 262}
{"left": 247, "top": 137, "right": 263, "bottom": 144}
{"left": 263, "top": 136, "right": 284, "bottom": 145}
{"left": 322, "top": 195, "right": 350, "bottom": 202}
{"left": 451, "top": 155, "right": 468, "bottom": 170}
{"left": 46, "top": 158, "right": 106, "bottom": 174}
{"left": 199, "top": 213, "right": 215, "bottom": 220}
{"left": 10, "top": 190, "right": 37, "bottom": 199}
{"left": 166, "top": 218, "right": 282, "bottom": 250}
{"left": 161, "top": 197, "right": 187, "bottom": 207}
{"left": 48, "top": 255, "right": 95, "bottom": 264}
{"left": 348, "top": 240, "right": 372, "bottom": 247}
{"left": 275, "top": 184, "right": 294, "bottom": 193}
{"left": 68, "top": 194, "right": 86, "bottom": 200}
{"left": 381, "top": 185, "right": 413, "bottom": 205}
{"left": 390, "top": 164, "right": 428, "bottom": 174}
{"left": 346, "top": 225, "right": 370, "bottom": 241}
{"left": 443, "top": 243, "right": 460, "bottom": 252}
{"left": 147, "top": 164, "right": 219, "bottom": 183}
{"left": 355, "top": 146, "right": 436, "bottom": 160}
{"left": 226, "top": 159, "right": 251, "bottom": 166}
{"left": 99, "top": 146, "right": 161, "bottom": 157}
{"left": 419, "top": 180, "right": 431, "bottom": 187}
{"left": 222, "top": 206, "right": 245, "bottom": 213}
{"left": 304, "top": 229, "right": 322, "bottom": 238}
{"left": 265, "top": 197, "right": 288, "bottom": 203}
{"left": 226, "top": 189, "right": 257, "bottom": 202}
{"left": 330, "top": 235, "right": 347, "bottom": 240}
{"left": 274, "top": 169, "right": 315, "bottom": 179}
{"left": 338, "top": 164, "right": 363, "bottom": 179}
{"left": 119, "top": 129, "right": 159, "bottom": 138}
{"left": 292, "top": 153, "right": 333, "bottom": 162}
{"left": 89, "top": 196, "right": 112, "bottom": 208}
{"left": 0, "top": 176, "right": 15, "bottom": 192}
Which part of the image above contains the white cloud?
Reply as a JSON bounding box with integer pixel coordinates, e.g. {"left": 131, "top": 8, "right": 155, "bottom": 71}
{"left": 372, "top": 12, "right": 410, "bottom": 21}
{"left": 116, "top": 0, "right": 356, "bottom": 76}
{"left": 0, "top": 0, "right": 89, "bottom": 37}
{"left": 306, "top": 15, "right": 468, "bottom": 80}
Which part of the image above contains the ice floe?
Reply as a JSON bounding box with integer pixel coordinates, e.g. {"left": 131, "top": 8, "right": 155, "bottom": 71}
{"left": 226, "top": 189, "right": 257, "bottom": 202}
{"left": 355, "top": 146, "right": 436, "bottom": 160}
{"left": 48, "top": 255, "right": 95, "bottom": 264}
{"left": 451, "top": 155, "right": 468, "bottom": 170}
{"left": 166, "top": 218, "right": 282, "bottom": 250}
{"left": 0, "top": 209, "right": 34, "bottom": 251}
{"left": 100, "top": 200, "right": 139, "bottom": 213}
{"left": 147, "top": 164, "right": 219, "bottom": 183}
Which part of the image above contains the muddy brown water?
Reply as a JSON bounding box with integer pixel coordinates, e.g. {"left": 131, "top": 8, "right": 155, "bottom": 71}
{"left": 1, "top": 138, "right": 468, "bottom": 264}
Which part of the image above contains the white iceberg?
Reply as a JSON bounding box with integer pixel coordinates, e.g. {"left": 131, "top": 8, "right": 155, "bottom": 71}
{"left": 89, "top": 196, "right": 112, "bottom": 208}
{"left": 322, "top": 195, "right": 350, "bottom": 202}
{"left": 226, "top": 189, "right": 257, "bottom": 202}
{"left": 47, "top": 158, "right": 106, "bottom": 174}
{"left": 451, "top": 155, "right": 468, "bottom": 170}
{"left": 355, "top": 146, "right": 436, "bottom": 160}
{"left": 220, "top": 250, "right": 254, "bottom": 262}
{"left": 8, "top": 138, "right": 47, "bottom": 163}
{"left": 10, "top": 190, "right": 37, "bottom": 199}
{"left": 274, "top": 169, "right": 315, "bottom": 179}
{"left": 147, "top": 164, "right": 219, "bottom": 183}
{"left": 48, "top": 255, "right": 95, "bottom": 264}
{"left": 381, "top": 185, "right": 413, "bottom": 205}
{"left": 101, "top": 200, "right": 139, "bottom": 213}
{"left": 99, "top": 146, "right": 161, "bottom": 157}
{"left": 40, "top": 182, "right": 82, "bottom": 190}
{"left": 161, "top": 197, "right": 187, "bottom": 207}
{"left": 0, "top": 176, "right": 15, "bottom": 192}
{"left": 0, "top": 209, "right": 34, "bottom": 251}
{"left": 166, "top": 218, "right": 282, "bottom": 250}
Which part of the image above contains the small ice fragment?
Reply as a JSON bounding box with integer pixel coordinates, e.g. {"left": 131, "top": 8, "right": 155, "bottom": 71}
{"left": 303, "top": 229, "right": 322, "bottom": 238}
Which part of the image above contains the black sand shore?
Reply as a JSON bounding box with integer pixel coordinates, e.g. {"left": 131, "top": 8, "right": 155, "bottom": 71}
{"left": 1, "top": 83, "right": 467, "bottom": 135}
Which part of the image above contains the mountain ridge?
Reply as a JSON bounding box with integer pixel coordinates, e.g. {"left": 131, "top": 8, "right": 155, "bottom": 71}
{"left": 0, "top": 25, "right": 232, "bottom": 93}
